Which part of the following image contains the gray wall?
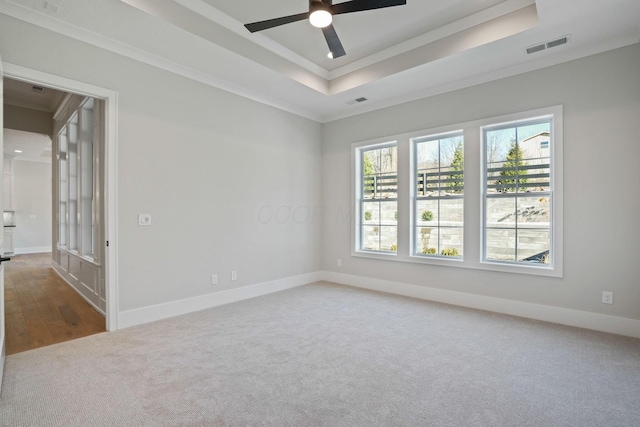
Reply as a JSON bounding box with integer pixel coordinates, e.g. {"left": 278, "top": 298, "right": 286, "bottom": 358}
{"left": 12, "top": 160, "right": 52, "bottom": 252}
{"left": 1, "top": 12, "right": 638, "bottom": 323}
{"left": 3, "top": 104, "right": 53, "bottom": 136}
{"left": 0, "top": 14, "right": 323, "bottom": 312}
{"left": 322, "top": 44, "right": 640, "bottom": 321}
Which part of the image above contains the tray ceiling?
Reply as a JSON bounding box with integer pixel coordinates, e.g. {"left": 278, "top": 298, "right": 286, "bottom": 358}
{"left": 1, "top": 0, "right": 639, "bottom": 122}
{"left": 204, "top": 0, "right": 510, "bottom": 70}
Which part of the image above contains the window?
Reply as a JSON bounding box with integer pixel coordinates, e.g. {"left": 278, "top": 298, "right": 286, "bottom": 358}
{"left": 352, "top": 105, "right": 562, "bottom": 277}
{"left": 79, "top": 99, "right": 95, "bottom": 257}
{"left": 357, "top": 142, "right": 398, "bottom": 253}
{"left": 413, "top": 132, "right": 464, "bottom": 258}
{"left": 56, "top": 97, "right": 98, "bottom": 261}
{"left": 483, "top": 118, "right": 553, "bottom": 266}
{"left": 58, "top": 127, "right": 68, "bottom": 247}
{"left": 68, "top": 113, "right": 78, "bottom": 251}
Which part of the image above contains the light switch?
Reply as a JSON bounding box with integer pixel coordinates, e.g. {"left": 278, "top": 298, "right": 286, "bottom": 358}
{"left": 138, "top": 214, "right": 151, "bottom": 226}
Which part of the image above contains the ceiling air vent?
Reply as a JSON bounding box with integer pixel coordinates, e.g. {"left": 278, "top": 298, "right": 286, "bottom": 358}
{"left": 546, "top": 36, "right": 569, "bottom": 49}
{"left": 31, "top": 85, "right": 45, "bottom": 94}
{"left": 346, "top": 97, "right": 368, "bottom": 105}
{"left": 526, "top": 43, "right": 546, "bottom": 55}
{"left": 526, "top": 35, "right": 570, "bottom": 55}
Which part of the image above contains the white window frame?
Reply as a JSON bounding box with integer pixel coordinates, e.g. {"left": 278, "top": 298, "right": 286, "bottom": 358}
{"left": 412, "top": 130, "right": 465, "bottom": 260}
{"left": 350, "top": 105, "right": 563, "bottom": 277}
{"left": 479, "top": 107, "right": 563, "bottom": 277}
{"left": 55, "top": 96, "right": 100, "bottom": 264}
{"left": 352, "top": 139, "right": 398, "bottom": 258}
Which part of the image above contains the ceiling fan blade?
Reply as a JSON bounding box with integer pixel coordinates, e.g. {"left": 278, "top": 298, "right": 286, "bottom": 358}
{"left": 322, "top": 24, "right": 346, "bottom": 58}
{"left": 331, "top": 0, "right": 406, "bottom": 15}
{"left": 245, "top": 12, "right": 310, "bottom": 32}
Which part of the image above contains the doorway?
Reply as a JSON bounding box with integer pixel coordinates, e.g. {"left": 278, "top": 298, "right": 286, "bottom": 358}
{"left": 3, "top": 77, "right": 107, "bottom": 354}
{"left": 1, "top": 63, "right": 118, "bottom": 348}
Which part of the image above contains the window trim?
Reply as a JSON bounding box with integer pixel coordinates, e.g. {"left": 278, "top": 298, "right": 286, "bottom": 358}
{"left": 352, "top": 139, "right": 398, "bottom": 258}
{"left": 478, "top": 107, "right": 563, "bottom": 277}
{"left": 411, "top": 130, "right": 465, "bottom": 260}
{"left": 55, "top": 96, "right": 100, "bottom": 263}
{"left": 351, "top": 105, "right": 563, "bottom": 278}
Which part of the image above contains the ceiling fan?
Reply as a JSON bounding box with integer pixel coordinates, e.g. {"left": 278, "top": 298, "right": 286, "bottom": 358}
{"left": 244, "top": 0, "right": 407, "bottom": 59}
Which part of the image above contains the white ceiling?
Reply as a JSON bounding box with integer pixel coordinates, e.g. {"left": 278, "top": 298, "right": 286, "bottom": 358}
{"left": 3, "top": 77, "right": 65, "bottom": 112}
{"left": 0, "top": 0, "right": 639, "bottom": 122}
{"left": 205, "top": 0, "right": 509, "bottom": 70}
{"left": 2, "top": 78, "right": 61, "bottom": 163}
{"left": 3, "top": 128, "right": 52, "bottom": 163}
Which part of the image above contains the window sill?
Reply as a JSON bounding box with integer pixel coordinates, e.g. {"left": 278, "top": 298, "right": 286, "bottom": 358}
{"left": 352, "top": 250, "right": 562, "bottom": 278}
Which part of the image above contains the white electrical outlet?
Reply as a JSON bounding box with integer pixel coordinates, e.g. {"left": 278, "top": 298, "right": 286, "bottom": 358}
{"left": 337, "top": 259, "right": 342, "bottom": 267}
{"left": 231, "top": 271, "right": 237, "bottom": 281}
{"left": 211, "top": 274, "right": 218, "bottom": 285}
{"left": 138, "top": 214, "right": 151, "bottom": 226}
{"left": 602, "top": 291, "right": 613, "bottom": 304}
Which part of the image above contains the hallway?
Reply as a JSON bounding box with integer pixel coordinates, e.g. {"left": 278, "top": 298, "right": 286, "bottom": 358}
{"left": 4, "top": 253, "right": 105, "bottom": 355}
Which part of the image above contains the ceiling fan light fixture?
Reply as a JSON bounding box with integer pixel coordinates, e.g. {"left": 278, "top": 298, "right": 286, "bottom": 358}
{"left": 244, "top": 0, "right": 407, "bottom": 57}
{"left": 309, "top": 9, "right": 332, "bottom": 28}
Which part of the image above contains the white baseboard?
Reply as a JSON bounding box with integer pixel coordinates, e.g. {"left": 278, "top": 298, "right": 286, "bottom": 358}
{"left": 118, "top": 272, "right": 322, "bottom": 329}
{"left": 15, "top": 246, "right": 52, "bottom": 255}
{"left": 321, "top": 271, "right": 640, "bottom": 339}
{"left": 116, "top": 269, "right": 640, "bottom": 338}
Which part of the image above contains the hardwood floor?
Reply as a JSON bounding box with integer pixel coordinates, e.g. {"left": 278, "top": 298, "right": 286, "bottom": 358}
{"left": 4, "top": 253, "right": 105, "bottom": 355}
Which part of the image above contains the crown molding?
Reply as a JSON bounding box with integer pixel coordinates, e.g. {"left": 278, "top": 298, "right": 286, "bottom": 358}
{"left": 0, "top": 0, "right": 323, "bottom": 122}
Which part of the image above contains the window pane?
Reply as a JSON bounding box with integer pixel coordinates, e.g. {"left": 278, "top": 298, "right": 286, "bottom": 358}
{"left": 379, "top": 226, "right": 397, "bottom": 252}
{"left": 414, "top": 133, "right": 463, "bottom": 257}
{"left": 416, "top": 226, "right": 437, "bottom": 255}
{"left": 80, "top": 102, "right": 94, "bottom": 257}
{"left": 363, "top": 145, "right": 397, "bottom": 200}
{"left": 416, "top": 141, "right": 439, "bottom": 196}
{"left": 362, "top": 226, "right": 380, "bottom": 251}
{"left": 486, "top": 197, "right": 516, "bottom": 227}
{"left": 440, "top": 137, "right": 464, "bottom": 196}
{"left": 517, "top": 196, "right": 550, "bottom": 225}
{"left": 486, "top": 228, "right": 516, "bottom": 261}
{"left": 360, "top": 144, "right": 397, "bottom": 253}
{"left": 517, "top": 230, "right": 550, "bottom": 263}
{"left": 439, "top": 227, "right": 463, "bottom": 257}
{"left": 416, "top": 199, "right": 439, "bottom": 224}
{"left": 440, "top": 198, "right": 463, "bottom": 227}
{"left": 58, "top": 129, "right": 68, "bottom": 247}
{"left": 59, "top": 202, "right": 67, "bottom": 246}
{"left": 380, "top": 201, "right": 396, "bottom": 224}
{"left": 484, "top": 118, "right": 553, "bottom": 267}
{"left": 416, "top": 136, "right": 463, "bottom": 197}
{"left": 486, "top": 128, "right": 515, "bottom": 195}
{"left": 361, "top": 200, "right": 397, "bottom": 252}
{"left": 362, "top": 201, "right": 379, "bottom": 224}
{"left": 68, "top": 116, "right": 78, "bottom": 251}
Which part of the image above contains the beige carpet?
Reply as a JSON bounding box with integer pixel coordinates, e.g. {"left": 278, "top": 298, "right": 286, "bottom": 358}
{"left": 1, "top": 282, "right": 639, "bottom": 426}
